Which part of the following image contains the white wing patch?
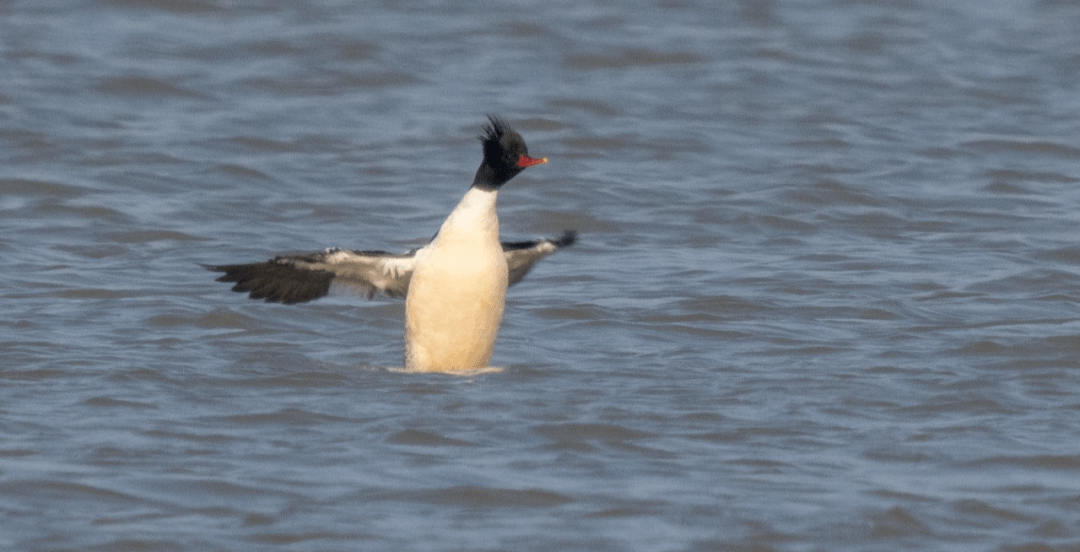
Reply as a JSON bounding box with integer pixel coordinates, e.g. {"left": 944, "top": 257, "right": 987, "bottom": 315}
{"left": 317, "top": 248, "right": 417, "bottom": 299}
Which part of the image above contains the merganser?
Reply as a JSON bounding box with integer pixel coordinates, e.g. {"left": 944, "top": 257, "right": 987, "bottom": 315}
{"left": 206, "top": 116, "right": 575, "bottom": 372}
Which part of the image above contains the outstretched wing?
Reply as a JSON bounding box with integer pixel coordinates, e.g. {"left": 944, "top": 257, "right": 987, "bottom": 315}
{"left": 204, "top": 248, "right": 417, "bottom": 304}
{"left": 503, "top": 230, "right": 577, "bottom": 285}
{"left": 206, "top": 230, "right": 576, "bottom": 304}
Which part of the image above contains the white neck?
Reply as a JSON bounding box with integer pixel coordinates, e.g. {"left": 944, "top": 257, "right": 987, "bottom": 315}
{"left": 433, "top": 186, "right": 500, "bottom": 246}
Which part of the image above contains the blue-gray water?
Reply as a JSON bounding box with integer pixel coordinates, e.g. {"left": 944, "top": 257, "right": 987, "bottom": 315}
{"left": 3, "top": 1, "right": 1080, "bottom": 550}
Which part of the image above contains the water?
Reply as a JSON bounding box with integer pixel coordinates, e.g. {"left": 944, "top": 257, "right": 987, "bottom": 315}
{"left": 3, "top": 0, "right": 1080, "bottom": 550}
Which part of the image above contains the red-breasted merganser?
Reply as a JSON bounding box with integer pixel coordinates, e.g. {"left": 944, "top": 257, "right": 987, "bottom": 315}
{"left": 206, "top": 116, "right": 575, "bottom": 372}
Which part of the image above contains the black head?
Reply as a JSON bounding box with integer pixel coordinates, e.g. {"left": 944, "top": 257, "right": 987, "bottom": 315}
{"left": 474, "top": 115, "right": 547, "bottom": 190}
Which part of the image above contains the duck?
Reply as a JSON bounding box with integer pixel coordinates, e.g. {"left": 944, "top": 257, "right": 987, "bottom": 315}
{"left": 206, "top": 116, "right": 575, "bottom": 372}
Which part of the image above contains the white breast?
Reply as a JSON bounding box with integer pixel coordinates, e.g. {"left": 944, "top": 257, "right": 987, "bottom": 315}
{"left": 404, "top": 188, "right": 509, "bottom": 371}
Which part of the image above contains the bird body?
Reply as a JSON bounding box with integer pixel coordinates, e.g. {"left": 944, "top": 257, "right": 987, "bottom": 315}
{"left": 405, "top": 186, "right": 508, "bottom": 370}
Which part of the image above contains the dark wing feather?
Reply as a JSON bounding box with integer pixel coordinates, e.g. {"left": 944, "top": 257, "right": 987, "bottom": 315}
{"left": 502, "top": 230, "right": 577, "bottom": 286}
{"left": 205, "top": 248, "right": 417, "bottom": 304}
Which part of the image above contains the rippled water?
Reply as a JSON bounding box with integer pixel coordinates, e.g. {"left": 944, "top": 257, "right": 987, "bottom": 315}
{"left": 3, "top": 0, "right": 1080, "bottom": 550}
